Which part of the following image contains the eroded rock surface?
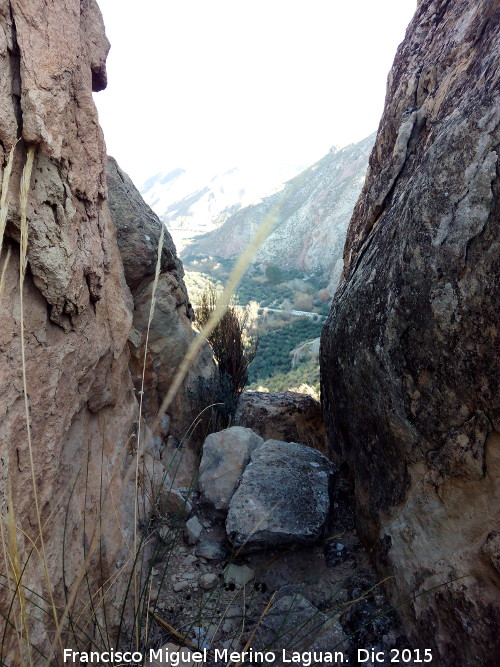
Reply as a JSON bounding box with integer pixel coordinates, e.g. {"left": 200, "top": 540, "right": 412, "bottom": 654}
{"left": 320, "top": 1, "right": 500, "bottom": 662}
{"left": 235, "top": 390, "right": 327, "bottom": 455}
{"left": 226, "top": 440, "right": 332, "bottom": 551}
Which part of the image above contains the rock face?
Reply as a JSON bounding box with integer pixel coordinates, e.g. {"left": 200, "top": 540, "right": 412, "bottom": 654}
{"left": 320, "top": 1, "right": 500, "bottom": 663}
{"left": 235, "top": 391, "right": 327, "bottom": 455}
{"left": 106, "top": 156, "right": 214, "bottom": 439}
{"left": 107, "top": 156, "right": 185, "bottom": 293}
{"left": 0, "top": 0, "right": 139, "bottom": 661}
{"left": 226, "top": 440, "right": 332, "bottom": 551}
{"left": 184, "top": 134, "right": 375, "bottom": 291}
{"left": 198, "top": 426, "right": 263, "bottom": 511}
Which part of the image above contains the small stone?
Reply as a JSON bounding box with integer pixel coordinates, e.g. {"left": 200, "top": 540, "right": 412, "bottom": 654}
{"left": 195, "top": 537, "right": 228, "bottom": 561}
{"left": 161, "top": 488, "right": 193, "bottom": 517}
{"left": 184, "top": 516, "right": 203, "bottom": 546}
{"left": 224, "top": 564, "right": 255, "bottom": 587}
{"left": 173, "top": 580, "right": 189, "bottom": 592}
{"left": 181, "top": 573, "right": 195, "bottom": 580}
{"left": 199, "top": 573, "right": 218, "bottom": 590}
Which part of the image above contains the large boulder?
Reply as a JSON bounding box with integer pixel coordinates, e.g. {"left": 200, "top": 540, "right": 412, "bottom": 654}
{"left": 226, "top": 440, "right": 332, "bottom": 551}
{"left": 198, "top": 426, "right": 263, "bottom": 511}
{"left": 320, "top": 0, "right": 500, "bottom": 662}
{"left": 235, "top": 391, "right": 327, "bottom": 455}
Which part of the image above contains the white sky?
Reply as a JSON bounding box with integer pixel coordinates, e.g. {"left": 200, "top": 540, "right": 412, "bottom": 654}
{"left": 94, "top": 0, "right": 417, "bottom": 188}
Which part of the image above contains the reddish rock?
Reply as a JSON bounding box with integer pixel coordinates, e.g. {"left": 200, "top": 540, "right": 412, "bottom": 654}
{"left": 0, "top": 1, "right": 137, "bottom": 661}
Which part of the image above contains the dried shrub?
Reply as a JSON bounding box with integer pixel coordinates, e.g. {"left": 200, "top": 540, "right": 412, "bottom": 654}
{"left": 194, "top": 282, "right": 257, "bottom": 427}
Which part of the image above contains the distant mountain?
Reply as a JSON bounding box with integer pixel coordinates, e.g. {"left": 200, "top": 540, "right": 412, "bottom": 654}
{"left": 140, "top": 161, "right": 307, "bottom": 252}
{"left": 182, "top": 134, "right": 375, "bottom": 292}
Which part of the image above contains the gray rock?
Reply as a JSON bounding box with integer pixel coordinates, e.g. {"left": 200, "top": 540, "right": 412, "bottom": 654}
{"left": 226, "top": 440, "right": 332, "bottom": 551}
{"left": 107, "top": 156, "right": 183, "bottom": 293}
{"left": 320, "top": 0, "right": 500, "bottom": 662}
{"left": 199, "top": 573, "right": 218, "bottom": 590}
{"left": 198, "top": 426, "right": 263, "bottom": 511}
{"left": 195, "top": 538, "right": 228, "bottom": 562}
{"left": 172, "top": 581, "right": 189, "bottom": 593}
{"left": 235, "top": 391, "right": 327, "bottom": 455}
{"left": 223, "top": 564, "right": 255, "bottom": 587}
{"left": 184, "top": 516, "right": 203, "bottom": 545}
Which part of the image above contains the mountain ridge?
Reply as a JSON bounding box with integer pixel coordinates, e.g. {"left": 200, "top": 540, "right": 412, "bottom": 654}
{"left": 182, "top": 133, "right": 375, "bottom": 292}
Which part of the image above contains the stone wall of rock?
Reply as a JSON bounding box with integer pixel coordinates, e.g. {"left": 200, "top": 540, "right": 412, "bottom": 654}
{"left": 106, "top": 157, "right": 215, "bottom": 441}
{"left": 0, "top": 1, "right": 139, "bottom": 661}
{"left": 320, "top": 1, "right": 499, "bottom": 663}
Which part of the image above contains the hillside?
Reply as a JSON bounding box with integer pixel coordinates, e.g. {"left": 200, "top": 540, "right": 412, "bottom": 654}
{"left": 140, "top": 161, "right": 306, "bottom": 252}
{"left": 183, "top": 133, "right": 375, "bottom": 291}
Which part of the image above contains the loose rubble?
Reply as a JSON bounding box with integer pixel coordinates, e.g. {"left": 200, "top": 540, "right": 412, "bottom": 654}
{"left": 143, "top": 427, "right": 409, "bottom": 665}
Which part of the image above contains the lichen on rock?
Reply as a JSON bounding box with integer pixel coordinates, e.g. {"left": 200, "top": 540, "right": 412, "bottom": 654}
{"left": 320, "top": 0, "right": 500, "bottom": 662}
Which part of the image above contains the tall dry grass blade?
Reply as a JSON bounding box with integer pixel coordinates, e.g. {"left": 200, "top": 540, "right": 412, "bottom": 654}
{"left": 0, "top": 246, "right": 12, "bottom": 303}
{"left": 0, "top": 143, "right": 17, "bottom": 304}
{"left": 19, "top": 145, "right": 62, "bottom": 660}
{"left": 134, "top": 224, "right": 164, "bottom": 647}
{"left": 4, "top": 483, "right": 31, "bottom": 666}
{"left": 0, "top": 142, "right": 17, "bottom": 260}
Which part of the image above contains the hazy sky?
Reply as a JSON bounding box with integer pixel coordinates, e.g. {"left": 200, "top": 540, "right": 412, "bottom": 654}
{"left": 94, "top": 0, "right": 417, "bottom": 187}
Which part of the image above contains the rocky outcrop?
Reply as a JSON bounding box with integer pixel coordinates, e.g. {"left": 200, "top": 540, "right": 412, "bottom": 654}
{"left": 184, "top": 134, "right": 375, "bottom": 290}
{"left": 106, "top": 157, "right": 214, "bottom": 439}
{"left": 226, "top": 440, "right": 333, "bottom": 551}
{"left": 320, "top": 1, "right": 500, "bottom": 663}
{"left": 235, "top": 390, "right": 327, "bottom": 455}
{"left": 0, "top": 1, "right": 140, "bottom": 661}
